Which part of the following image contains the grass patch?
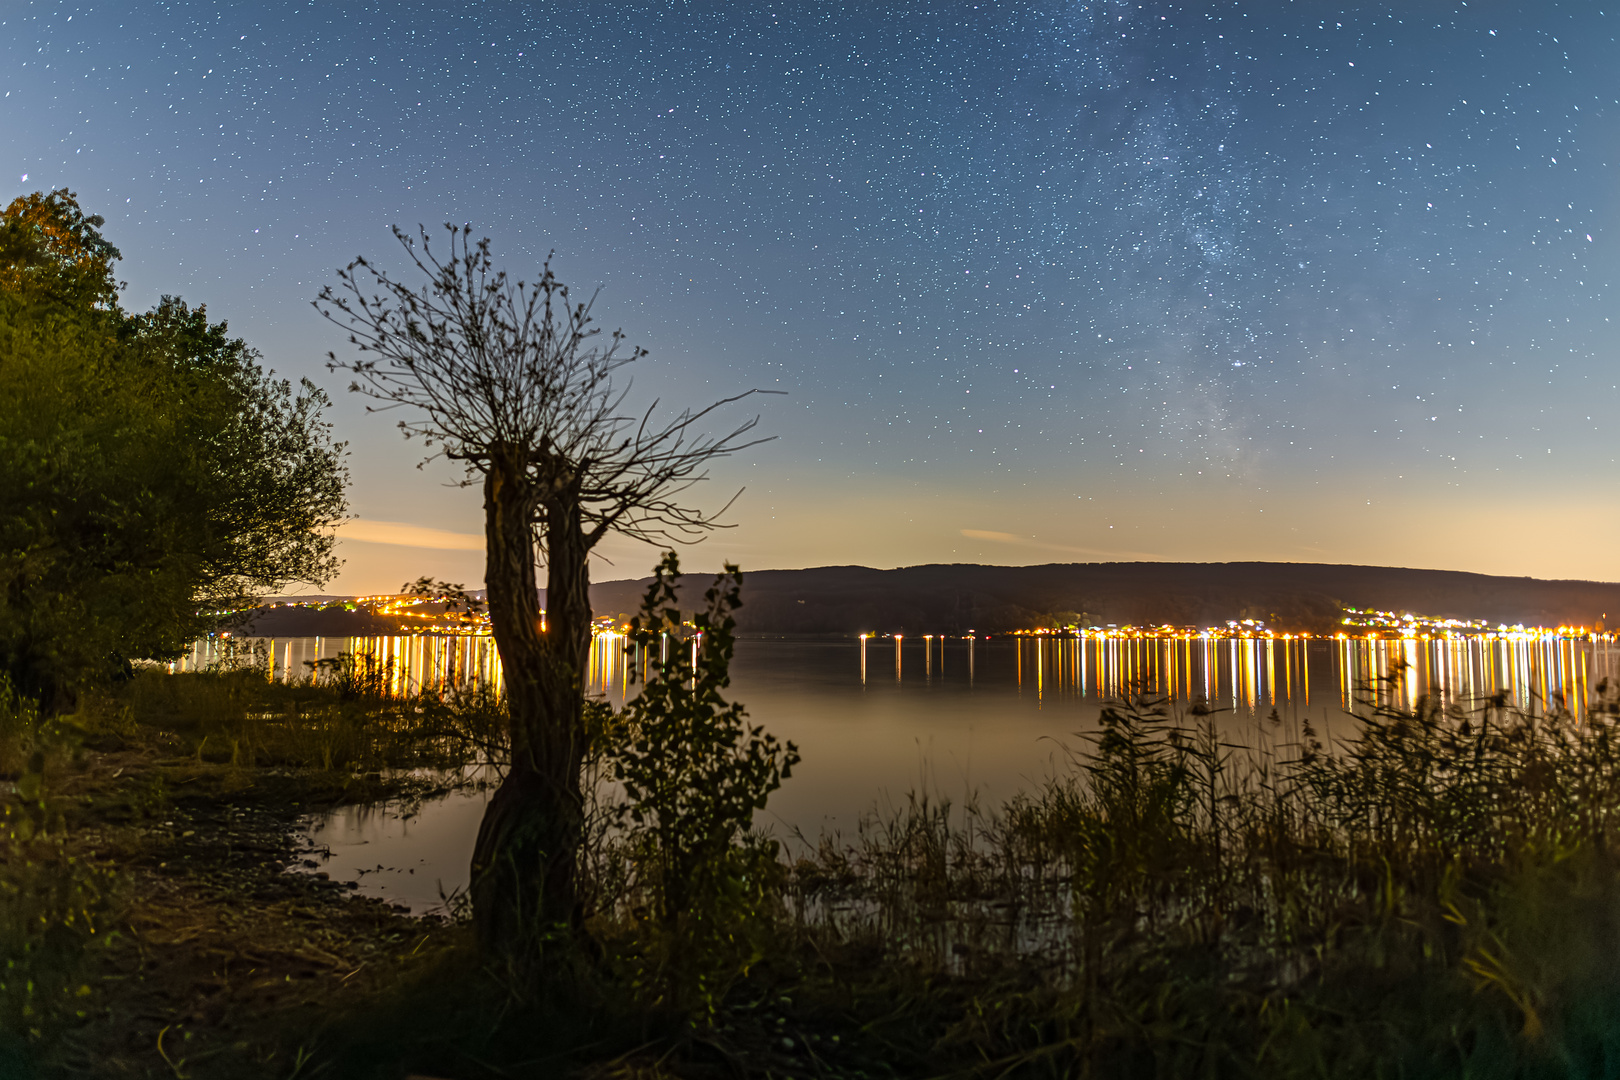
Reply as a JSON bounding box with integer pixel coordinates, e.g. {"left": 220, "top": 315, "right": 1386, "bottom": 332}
{"left": 121, "top": 646, "right": 506, "bottom": 777}
{"left": 0, "top": 653, "right": 501, "bottom": 1076}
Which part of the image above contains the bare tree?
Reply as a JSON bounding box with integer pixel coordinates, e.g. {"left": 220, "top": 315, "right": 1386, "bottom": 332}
{"left": 316, "top": 225, "right": 772, "bottom": 961}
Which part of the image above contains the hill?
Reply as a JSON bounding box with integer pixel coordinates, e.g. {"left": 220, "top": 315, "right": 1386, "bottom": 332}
{"left": 235, "top": 604, "right": 412, "bottom": 637}
{"left": 586, "top": 562, "right": 1620, "bottom": 635}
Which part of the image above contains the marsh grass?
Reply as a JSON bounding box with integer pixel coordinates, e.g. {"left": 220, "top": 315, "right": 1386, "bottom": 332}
{"left": 754, "top": 667, "right": 1620, "bottom": 1076}
{"left": 118, "top": 644, "right": 508, "bottom": 777}
{"left": 18, "top": 640, "right": 1620, "bottom": 1078}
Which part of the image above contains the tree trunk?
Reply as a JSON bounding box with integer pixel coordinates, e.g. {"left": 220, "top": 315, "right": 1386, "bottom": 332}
{"left": 468, "top": 452, "right": 594, "bottom": 966}
{"left": 533, "top": 488, "right": 592, "bottom": 919}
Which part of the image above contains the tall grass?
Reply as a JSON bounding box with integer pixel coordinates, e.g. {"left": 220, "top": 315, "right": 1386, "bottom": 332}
{"left": 94, "top": 647, "right": 1620, "bottom": 1077}
{"left": 769, "top": 668, "right": 1620, "bottom": 1076}
{"left": 119, "top": 644, "right": 508, "bottom": 777}
{"left": 0, "top": 678, "right": 118, "bottom": 1047}
{"left": 16, "top": 636, "right": 1618, "bottom": 1077}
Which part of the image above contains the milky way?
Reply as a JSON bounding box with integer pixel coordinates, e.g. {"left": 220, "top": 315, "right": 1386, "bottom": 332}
{"left": 5, "top": 1, "right": 1618, "bottom": 581}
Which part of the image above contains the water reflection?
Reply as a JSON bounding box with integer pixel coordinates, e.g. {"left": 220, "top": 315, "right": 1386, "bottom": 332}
{"left": 268, "top": 630, "right": 1620, "bottom": 912}
{"left": 1000, "top": 632, "right": 1620, "bottom": 715}
{"left": 181, "top": 630, "right": 1620, "bottom": 720}
{"left": 171, "top": 634, "right": 504, "bottom": 696}
{"left": 300, "top": 782, "right": 493, "bottom": 916}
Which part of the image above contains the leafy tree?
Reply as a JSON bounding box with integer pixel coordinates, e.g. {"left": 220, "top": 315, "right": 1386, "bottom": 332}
{"left": 612, "top": 552, "right": 798, "bottom": 1013}
{"left": 0, "top": 190, "right": 347, "bottom": 711}
{"left": 317, "top": 226, "right": 771, "bottom": 964}
{"left": 0, "top": 189, "right": 122, "bottom": 311}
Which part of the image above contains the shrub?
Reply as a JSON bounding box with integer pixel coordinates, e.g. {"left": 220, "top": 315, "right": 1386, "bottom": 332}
{"left": 605, "top": 553, "right": 798, "bottom": 1018}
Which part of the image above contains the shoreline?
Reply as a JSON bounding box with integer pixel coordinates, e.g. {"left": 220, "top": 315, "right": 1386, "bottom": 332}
{"left": 31, "top": 736, "right": 458, "bottom": 1078}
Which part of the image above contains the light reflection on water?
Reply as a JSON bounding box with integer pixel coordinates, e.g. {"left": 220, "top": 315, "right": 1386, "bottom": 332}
{"left": 965, "top": 632, "right": 1620, "bottom": 717}
{"left": 213, "top": 632, "right": 1620, "bottom": 913}
{"left": 170, "top": 634, "right": 504, "bottom": 695}
{"left": 176, "top": 630, "right": 1620, "bottom": 718}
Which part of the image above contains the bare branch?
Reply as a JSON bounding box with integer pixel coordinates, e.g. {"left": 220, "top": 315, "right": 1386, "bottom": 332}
{"left": 316, "top": 228, "right": 777, "bottom": 555}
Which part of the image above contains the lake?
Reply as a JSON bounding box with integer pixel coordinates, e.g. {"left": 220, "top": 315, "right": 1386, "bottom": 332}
{"left": 177, "top": 631, "right": 1620, "bottom": 913}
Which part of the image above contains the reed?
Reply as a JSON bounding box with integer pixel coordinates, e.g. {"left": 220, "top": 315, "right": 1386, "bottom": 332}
{"left": 116, "top": 646, "right": 507, "bottom": 777}
{"left": 761, "top": 669, "right": 1620, "bottom": 1076}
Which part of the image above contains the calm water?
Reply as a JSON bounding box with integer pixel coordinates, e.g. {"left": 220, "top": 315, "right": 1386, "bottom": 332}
{"left": 179, "top": 632, "right": 1620, "bottom": 914}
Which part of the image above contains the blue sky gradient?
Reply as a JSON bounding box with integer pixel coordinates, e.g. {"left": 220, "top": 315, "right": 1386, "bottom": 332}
{"left": 6, "top": 0, "right": 1618, "bottom": 589}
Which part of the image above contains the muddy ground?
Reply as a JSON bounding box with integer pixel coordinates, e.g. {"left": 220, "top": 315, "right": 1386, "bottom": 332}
{"left": 31, "top": 738, "right": 465, "bottom": 1080}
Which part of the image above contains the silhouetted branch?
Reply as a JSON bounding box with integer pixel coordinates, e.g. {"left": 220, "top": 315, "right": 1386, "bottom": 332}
{"left": 315, "top": 225, "right": 776, "bottom": 551}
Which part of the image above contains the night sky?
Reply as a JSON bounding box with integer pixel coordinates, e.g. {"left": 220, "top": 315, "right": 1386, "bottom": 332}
{"left": 7, "top": 1, "right": 1619, "bottom": 592}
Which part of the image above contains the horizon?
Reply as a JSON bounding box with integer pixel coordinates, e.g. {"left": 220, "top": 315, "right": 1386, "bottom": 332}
{"left": 266, "top": 554, "right": 1620, "bottom": 603}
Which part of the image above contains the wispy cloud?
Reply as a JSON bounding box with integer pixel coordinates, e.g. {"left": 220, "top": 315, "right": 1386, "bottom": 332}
{"left": 959, "top": 529, "right": 1161, "bottom": 561}
{"left": 339, "top": 518, "right": 484, "bottom": 551}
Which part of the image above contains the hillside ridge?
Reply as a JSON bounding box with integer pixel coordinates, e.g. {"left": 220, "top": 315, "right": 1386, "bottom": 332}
{"left": 584, "top": 560, "right": 1620, "bottom": 635}
{"left": 244, "top": 561, "right": 1620, "bottom": 637}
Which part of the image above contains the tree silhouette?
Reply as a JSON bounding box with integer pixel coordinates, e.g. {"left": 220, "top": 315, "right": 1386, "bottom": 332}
{"left": 317, "top": 225, "right": 771, "bottom": 962}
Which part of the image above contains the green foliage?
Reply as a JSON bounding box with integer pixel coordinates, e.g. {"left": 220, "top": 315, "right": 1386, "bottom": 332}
{"left": 123, "top": 299, "right": 349, "bottom": 604}
{"left": 0, "top": 188, "right": 121, "bottom": 311}
{"left": 607, "top": 552, "right": 799, "bottom": 1016}
{"left": 0, "top": 796, "right": 117, "bottom": 1047}
{"left": 0, "top": 190, "right": 347, "bottom": 711}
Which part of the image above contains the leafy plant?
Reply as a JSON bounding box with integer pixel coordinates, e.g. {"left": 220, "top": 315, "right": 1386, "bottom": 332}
{"left": 607, "top": 552, "right": 799, "bottom": 1016}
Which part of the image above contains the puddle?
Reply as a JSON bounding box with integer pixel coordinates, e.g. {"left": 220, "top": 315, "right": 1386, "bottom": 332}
{"left": 297, "top": 783, "right": 493, "bottom": 916}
